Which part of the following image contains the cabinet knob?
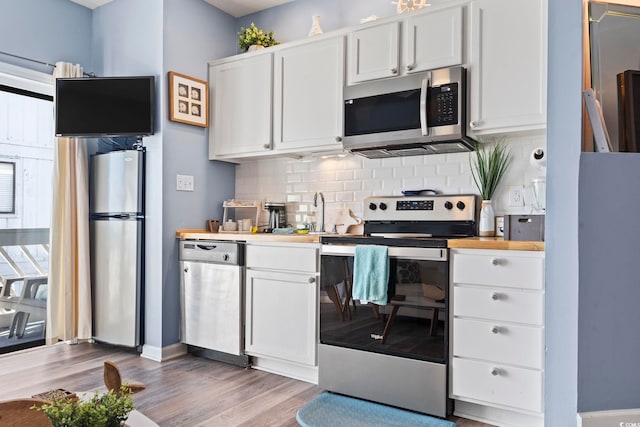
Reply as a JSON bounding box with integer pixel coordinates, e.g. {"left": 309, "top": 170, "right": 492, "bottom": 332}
{"left": 491, "top": 326, "right": 500, "bottom": 334}
{"left": 183, "top": 267, "right": 188, "bottom": 273}
{"left": 335, "top": 136, "right": 342, "bottom": 142}
{"left": 405, "top": 64, "right": 415, "bottom": 71}
{"left": 469, "top": 120, "right": 482, "bottom": 129}
{"left": 491, "top": 368, "right": 500, "bottom": 376}
{"left": 308, "top": 277, "right": 316, "bottom": 283}
{"left": 390, "top": 67, "right": 398, "bottom": 74}
{"left": 491, "top": 292, "right": 501, "bottom": 301}
{"left": 491, "top": 257, "right": 500, "bottom": 266}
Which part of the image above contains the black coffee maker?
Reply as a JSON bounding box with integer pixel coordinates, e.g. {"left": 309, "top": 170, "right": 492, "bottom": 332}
{"left": 264, "top": 202, "right": 286, "bottom": 232}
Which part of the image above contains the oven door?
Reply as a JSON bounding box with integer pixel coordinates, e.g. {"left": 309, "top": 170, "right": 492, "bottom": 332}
{"left": 320, "top": 244, "right": 449, "bottom": 364}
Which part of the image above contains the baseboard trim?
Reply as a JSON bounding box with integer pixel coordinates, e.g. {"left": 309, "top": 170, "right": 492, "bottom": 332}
{"left": 251, "top": 356, "right": 318, "bottom": 384}
{"left": 141, "top": 343, "right": 187, "bottom": 362}
{"left": 454, "top": 400, "right": 543, "bottom": 427}
{"left": 578, "top": 408, "right": 640, "bottom": 427}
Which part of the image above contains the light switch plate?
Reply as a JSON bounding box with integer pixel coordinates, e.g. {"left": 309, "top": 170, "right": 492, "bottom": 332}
{"left": 176, "top": 174, "right": 194, "bottom": 191}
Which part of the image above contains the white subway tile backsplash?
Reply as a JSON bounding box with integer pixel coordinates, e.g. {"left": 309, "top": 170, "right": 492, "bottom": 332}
{"left": 335, "top": 191, "right": 354, "bottom": 202}
{"left": 415, "top": 164, "right": 438, "bottom": 177}
{"left": 235, "top": 134, "right": 547, "bottom": 219}
{"left": 363, "top": 179, "right": 382, "bottom": 191}
{"left": 354, "top": 168, "right": 373, "bottom": 180}
{"left": 336, "top": 169, "right": 355, "bottom": 181}
{"left": 373, "top": 168, "right": 394, "bottom": 179}
{"left": 394, "top": 167, "right": 416, "bottom": 179}
{"left": 437, "top": 162, "right": 462, "bottom": 176}
{"left": 287, "top": 174, "right": 303, "bottom": 183}
{"left": 343, "top": 180, "right": 362, "bottom": 191}
{"left": 402, "top": 177, "right": 425, "bottom": 190}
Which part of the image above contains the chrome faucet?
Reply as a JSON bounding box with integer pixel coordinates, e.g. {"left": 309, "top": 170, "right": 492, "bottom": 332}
{"left": 313, "top": 192, "right": 325, "bottom": 232}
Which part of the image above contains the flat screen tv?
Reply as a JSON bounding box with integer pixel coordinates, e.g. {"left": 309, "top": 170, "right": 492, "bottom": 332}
{"left": 55, "top": 76, "right": 155, "bottom": 137}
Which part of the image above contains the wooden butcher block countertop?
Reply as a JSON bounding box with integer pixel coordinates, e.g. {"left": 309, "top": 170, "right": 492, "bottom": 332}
{"left": 177, "top": 230, "right": 544, "bottom": 251}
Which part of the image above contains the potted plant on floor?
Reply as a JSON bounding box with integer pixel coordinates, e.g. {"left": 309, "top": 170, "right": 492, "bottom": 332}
{"left": 470, "top": 140, "right": 511, "bottom": 236}
{"left": 33, "top": 386, "right": 134, "bottom": 427}
{"left": 238, "top": 23, "right": 280, "bottom": 52}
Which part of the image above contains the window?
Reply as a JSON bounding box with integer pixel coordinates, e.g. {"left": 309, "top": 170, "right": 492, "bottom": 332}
{"left": 0, "top": 162, "right": 15, "bottom": 214}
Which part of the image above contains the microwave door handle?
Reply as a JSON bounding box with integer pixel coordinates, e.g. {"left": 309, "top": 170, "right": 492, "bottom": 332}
{"left": 420, "top": 77, "right": 429, "bottom": 136}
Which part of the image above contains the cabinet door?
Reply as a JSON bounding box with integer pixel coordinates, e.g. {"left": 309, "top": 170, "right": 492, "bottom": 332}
{"left": 209, "top": 54, "right": 273, "bottom": 158}
{"left": 404, "top": 6, "right": 463, "bottom": 74}
{"left": 468, "top": 0, "right": 547, "bottom": 134}
{"left": 244, "top": 269, "right": 317, "bottom": 366}
{"left": 347, "top": 21, "right": 400, "bottom": 84}
{"left": 273, "top": 37, "right": 344, "bottom": 151}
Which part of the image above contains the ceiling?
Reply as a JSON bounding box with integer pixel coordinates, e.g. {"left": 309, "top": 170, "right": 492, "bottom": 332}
{"left": 69, "top": 0, "right": 295, "bottom": 17}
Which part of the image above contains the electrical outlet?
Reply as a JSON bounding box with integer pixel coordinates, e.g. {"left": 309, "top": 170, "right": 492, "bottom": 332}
{"left": 176, "top": 174, "right": 194, "bottom": 191}
{"left": 509, "top": 186, "right": 524, "bottom": 207}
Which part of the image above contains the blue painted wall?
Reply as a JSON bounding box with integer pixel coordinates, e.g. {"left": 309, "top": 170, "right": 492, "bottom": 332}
{"left": 236, "top": 0, "right": 396, "bottom": 52}
{"left": 161, "top": 0, "right": 236, "bottom": 347}
{"left": 545, "top": 0, "right": 581, "bottom": 423}
{"left": 0, "top": 0, "right": 92, "bottom": 73}
{"left": 91, "top": 0, "right": 166, "bottom": 350}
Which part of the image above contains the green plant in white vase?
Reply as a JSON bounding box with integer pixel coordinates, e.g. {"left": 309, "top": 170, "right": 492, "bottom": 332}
{"left": 237, "top": 23, "right": 280, "bottom": 52}
{"left": 470, "top": 141, "right": 511, "bottom": 236}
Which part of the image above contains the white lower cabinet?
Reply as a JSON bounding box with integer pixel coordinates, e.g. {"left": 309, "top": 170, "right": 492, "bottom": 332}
{"left": 244, "top": 243, "right": 318, "bottom": 383}
{"left": 450, "top": 248, "right": 545, "bottom": 426}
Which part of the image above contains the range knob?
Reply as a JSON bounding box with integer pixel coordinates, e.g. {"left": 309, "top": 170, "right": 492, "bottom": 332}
{"left": 369, "top": 202, "right": 377, "bottom": 211}
{"left": 444, "top": 201, "right": 453, "bottom": 210}
{"left": 456, "top": 201, "right": 466, "bottom": 210}
{"left": 379, "top": 202, "right": 388, "bottom": 211}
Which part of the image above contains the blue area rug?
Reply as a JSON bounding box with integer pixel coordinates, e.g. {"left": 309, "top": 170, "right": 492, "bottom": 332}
{"left": 296, "top": 392, "right": 457, "bottom": 427}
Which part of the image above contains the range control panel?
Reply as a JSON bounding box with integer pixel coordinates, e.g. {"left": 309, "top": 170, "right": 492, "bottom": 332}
{"left": 363, "top": 194, "right": 478, "bottom": 222}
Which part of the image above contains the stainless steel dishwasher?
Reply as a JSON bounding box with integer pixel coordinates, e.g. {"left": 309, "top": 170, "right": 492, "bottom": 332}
{"left": 179, "top": 240, "right": 248, "bottom": 366}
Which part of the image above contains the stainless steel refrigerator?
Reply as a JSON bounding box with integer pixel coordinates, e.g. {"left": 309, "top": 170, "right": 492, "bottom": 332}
{"left": 90, "top": 149, "right": 144, "bottom": 349}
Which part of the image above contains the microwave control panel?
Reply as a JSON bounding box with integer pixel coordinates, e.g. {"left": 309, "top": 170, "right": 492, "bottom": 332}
{"left": 429, "top": 83, "right": 458, "bottom": 127}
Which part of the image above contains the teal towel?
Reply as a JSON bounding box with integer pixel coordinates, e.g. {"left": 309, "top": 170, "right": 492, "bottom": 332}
{"left": 352, "top": 245, "right": 389, "bottom": 305}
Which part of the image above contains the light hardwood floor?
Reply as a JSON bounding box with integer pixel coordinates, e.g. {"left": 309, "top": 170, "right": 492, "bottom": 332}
{"left": 0, "top": 342, "right": 492, "bottom": 426}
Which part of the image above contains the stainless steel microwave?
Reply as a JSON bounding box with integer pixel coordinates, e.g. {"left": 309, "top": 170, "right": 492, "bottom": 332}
{"left": 342, "top": 66, "right": 475, "bottom": 158}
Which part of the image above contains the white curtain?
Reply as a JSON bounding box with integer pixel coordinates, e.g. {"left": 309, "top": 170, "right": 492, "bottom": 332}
{"left": 46, "top": 62, "right": 92, "bottom": 344}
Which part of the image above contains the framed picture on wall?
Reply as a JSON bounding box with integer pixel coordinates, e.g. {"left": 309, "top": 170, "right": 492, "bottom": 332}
{"left": 169, "top": 71, "right": 208, "bottom": 128}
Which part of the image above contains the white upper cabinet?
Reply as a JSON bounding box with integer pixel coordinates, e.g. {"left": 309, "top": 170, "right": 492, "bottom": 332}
{"left": 347, "top": 21, "right": 400, "bottom": 84}
{"left": 273, "top": 36, "right": 345, "bottom": 152}
{"left": 468, "top": 0, "right": 547, "bottom": 134}
{"left": 404, "top": 6, "right": 463, "bottom": 74}
{"left": 209, "top": 53, "right": 273, "bottom": 158}
{"left": 347, "top": 6, "right": 464, "bottom": 85}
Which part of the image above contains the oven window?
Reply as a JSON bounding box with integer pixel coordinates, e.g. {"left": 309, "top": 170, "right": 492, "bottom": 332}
{"left": 320, "top": 254, "right": 448, "bottom": 363}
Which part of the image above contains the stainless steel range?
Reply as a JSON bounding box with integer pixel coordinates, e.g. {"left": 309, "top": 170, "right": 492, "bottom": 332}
{"left": 319, "top": 194, "right": 479, "bottom": 418}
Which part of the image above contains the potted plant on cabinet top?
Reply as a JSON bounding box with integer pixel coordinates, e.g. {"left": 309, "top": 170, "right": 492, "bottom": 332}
{"left": 470, "top": 140, "right": 511, "bottom": 237}
{"left": 238, "top": 23, "right": 280, "bottom": 52}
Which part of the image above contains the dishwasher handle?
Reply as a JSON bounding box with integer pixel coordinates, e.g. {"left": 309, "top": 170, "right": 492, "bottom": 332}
{"left": 197, "top": 244, "right": 217, "bottom": 250}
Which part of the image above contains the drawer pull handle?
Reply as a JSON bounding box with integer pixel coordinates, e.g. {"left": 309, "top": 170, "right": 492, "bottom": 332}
{"left": 491, "top": 368, "right": 500, "bottom": 376}
{"left": 491, "top": 257, "right": 500, "bottom": 266}
{"left": 308, "top": 277, "right": 316, "bottom": 283}
{"left": 491, "top": 326, "right": 500, "bottom": 334}
{"left": 491, "top": 292, "right": 501, "bottom": 301}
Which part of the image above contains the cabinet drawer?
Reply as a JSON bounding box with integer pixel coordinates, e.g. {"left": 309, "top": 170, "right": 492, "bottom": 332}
{"left": 452, "top": 358, "right": 543, "bottom": 413}
{"left": 453, "top": 285, "right": 543, "bottom": 325}
{"left": 246, "top": 244, "right": 318, "bottom": 273}
{"left": 453, "top": 318, "right": 543, "bottom": 369}
{"left": 452, "top": 251, "right": 544, "bottom": 290}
